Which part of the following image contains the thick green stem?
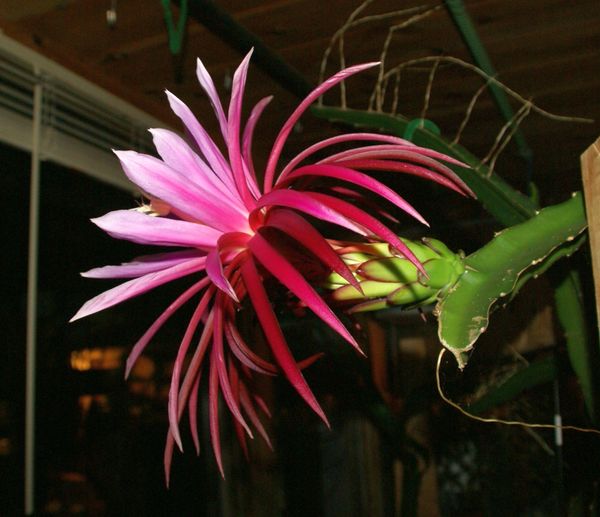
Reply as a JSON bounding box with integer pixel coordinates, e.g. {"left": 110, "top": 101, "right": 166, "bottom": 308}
{"left": 437, "top": 193, "right": 587, "bottom": 366}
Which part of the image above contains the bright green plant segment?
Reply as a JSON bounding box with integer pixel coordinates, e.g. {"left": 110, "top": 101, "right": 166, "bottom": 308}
{"left": 437, "top": 193, "right": 587, "bottom": 367}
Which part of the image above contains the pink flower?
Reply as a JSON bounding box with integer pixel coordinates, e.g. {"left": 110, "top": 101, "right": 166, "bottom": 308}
{"left": 71, "top": 50, "right": 471, "bottom": 479}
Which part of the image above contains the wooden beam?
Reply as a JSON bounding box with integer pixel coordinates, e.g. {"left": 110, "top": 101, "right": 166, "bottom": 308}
{"left": 581, "top": 136, "right": 600, "bottom": 327}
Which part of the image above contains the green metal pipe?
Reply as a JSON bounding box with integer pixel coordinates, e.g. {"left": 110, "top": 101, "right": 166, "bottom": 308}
{"left": 444, "top": 0, "right": 533, "bottom": 164}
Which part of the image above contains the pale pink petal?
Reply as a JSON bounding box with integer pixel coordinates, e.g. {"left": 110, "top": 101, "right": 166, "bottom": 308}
{"left": 150, "top": 128, "right": 247, "bottom": 211}
{"left": 227, "top": 50, "right": 256, "bottom": 208}
{"left": 82, "top": 250, "right": 201, "bottom": 279}
{"left": 165, "top": 90, "right": 236, "bottom": 190}
{"left": 196, "top": 57, "right": 228, "bottom": 139}
{"left": 114, "top": 150, "right": 249, "bottom": 232}
{"left": 91, "top": 209, "right": 222, "bottom": 249}
{"left": 70, "top": 257, "right": 206, "bottom": 322}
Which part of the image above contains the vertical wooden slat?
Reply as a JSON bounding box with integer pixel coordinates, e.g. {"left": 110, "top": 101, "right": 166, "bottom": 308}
{"left": 581, "top": 136, "right": 600, "bottom": 327}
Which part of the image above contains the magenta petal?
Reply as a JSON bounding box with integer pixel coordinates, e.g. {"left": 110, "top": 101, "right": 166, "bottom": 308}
{"left": 243, "top": 96, "right": 272, "bottom": 189}
{"left": 91, "top": 209, "right": 223, "bottom": 249}
{"left": 225, "top": 321, "right": 277, "bottom": 376}
{"left": 168, "top": 288, "right": 214, "bottom": 451}
{"left": 228, "top": 364, "right": 249, "bottom": 459}
{"left": 265, "top": 209, "right": 361, "bottom": 292}
{"left": 248, "top": 232, "right": 362, "bottom": 353}
{"left": 213, "top": 303, "right": 253, "bottom": 437}
{"left": 240, "top": 256, "right": 329, "bottom": 426}
{"left": 71, "top": 257, "right": 206, "bottom": 322}
{"left": 264, "top": 61, "right": 380, "bottom": 191}
{"left": 281, "top": 164, "right": 429, "bottom": 226}
{"left": 188, "top": 370, "right": 202, "bottom": 455}
{"left": 206, "top": 249, "right": 239, "bottom": 302}
{"left": 334, "top": 158, "right": 470, "bottom": 196}
{"left": 307, "top": 192, "right": 426, "bottom": 275}
{"left": 239, "top": 383, "right": 273, "bottom": 450}
{"left": 209, "top": 349, "right": 225, "bottom": 478}
{"left": 279, "top": 132, "right": 415, "bottom": 180}
{"left": 125, "top": 277, "right": 210, "bottom": 378}
{"left": 254, "top": 189, "right": 368, "bottom": 236}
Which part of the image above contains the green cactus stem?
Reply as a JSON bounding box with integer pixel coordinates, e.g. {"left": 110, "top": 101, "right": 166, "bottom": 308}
{"left": 437, "top": 192, "right": 587, "bottom": 367}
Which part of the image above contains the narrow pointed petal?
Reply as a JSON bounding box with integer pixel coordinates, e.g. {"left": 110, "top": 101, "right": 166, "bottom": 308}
{"left": 225, "top": 321, "right": 278, "bottom": 376}
{"left": 82, "top": 250, "right": 202, "bottom": 279}
{"left": 206, "top": 249, "right": 239, "bottom": 302}
{"left": 168, "top": 288, "right": 214, "bottom": 451}
{"left": 264, "top": 62, "right": 380, "bottom": 191}
{"left": 243, "top": 96, "right": 272, "bottom": 190}
{"left": 228, "top": 50, "right": 256, "bottom": 208}
{"left": 71, "top": 257, "right": 206, "bottom": 322}
{"left": 280, "top": 132, "right": 415, "bottom": 180}
{"left": 281, "top": 164, "right": 429, "bottom": 226}
{"left": 240, "top": 257, "right": 329, "bottom": 426}
{"left": 91, "top": 209, "right": 223, "bottom": 249}
{"left": 332, "top": 158, "right": 470, "bottom": 196}
{"left": 125, "top": 278, "right": 210, "bottom": 377}
{"left": 239, "top": 383, "right": 273, "bottom": 449}
{"left": 196, "top": 57, "right": 228, "bottom": 139}
{"left": 265, "top": 209, "right": 361, "bottom": 292}
{"left": 213, "top": 300, "right": 253, "bottom": 437}
{"left": 307, "top": 192, "right": 426, "bottom": 275}
{"left": 228, "top": 363, "right": 249, "bottom": 459}
{"left": 114, "top": 150, "right": 248, "bottom": 232}
{"left": 165, "top": 90, "right": 236, "bottom": 190}
{"left": 254, "top": 189, "right": 368, "bottom": 236}
{"left": 209, "top": 352, "right": 225, "bottom": 478}
{"left": 150, "top": 128, "right": 246, "bottom": 210}
{"left": 206, "top": 232, "right": 250, "bottom": 301}
{"left": 248, "top": 232, "right": 362, "bottom": 353}
{"left": 188, "top": 370, "right": 202, "bottom": 455}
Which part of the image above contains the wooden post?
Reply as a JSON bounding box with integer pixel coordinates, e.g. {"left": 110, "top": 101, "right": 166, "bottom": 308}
{"left": 581, "top": 136, "right": 600, "bottom": 328}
